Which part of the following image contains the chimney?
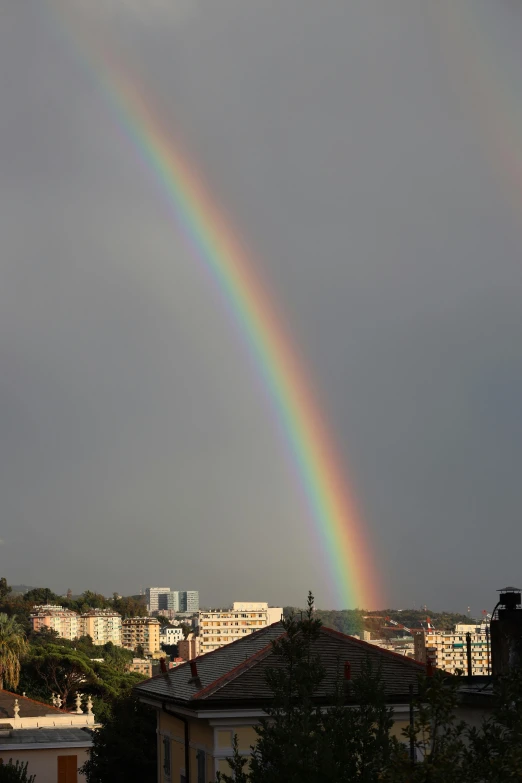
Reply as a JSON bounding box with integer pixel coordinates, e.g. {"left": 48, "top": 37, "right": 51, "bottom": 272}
{"left": 491, "top": 587, "right": 522, "bottom": 676}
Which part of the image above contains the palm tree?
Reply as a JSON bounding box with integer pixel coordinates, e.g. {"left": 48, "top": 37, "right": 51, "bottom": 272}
{"left": 0, "top": 614, "right": 28, "bottom": 690}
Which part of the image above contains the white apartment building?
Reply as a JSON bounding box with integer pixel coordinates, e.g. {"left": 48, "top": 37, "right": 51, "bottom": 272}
{"left": 414, "top": 623, "right": 490, "bottom": 675}
{"left": 146, "top": 587, "right": 171, "bottom": 613}
{"left": 30, "top": 605, "right": 81, "bottom": 641}
{"left": 80, "top": 609, "right": 122, "bottom": 646}
{"left": 198, "top": 602, "right": 283, "bottom": 654}
{"left": 159, "top": 626, "right": 184, "bottom": 646}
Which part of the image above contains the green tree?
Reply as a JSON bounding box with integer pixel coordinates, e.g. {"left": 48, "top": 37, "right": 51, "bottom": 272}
{"left": 216, "top": 734, "right": 250, "bottom": 783}
{"left": 386, "top": 670, "right": 467, "bottom": 783}
{"left": 80, "top": 693, "right": 156, "bottom": 783}
{"left": 23, "top": 643, "right": 98, "bottom": 707}
{"left": 0, "top": 759, "right": 35, "bottom": 782}
{"left": 0, "top": 614, "right": 28, "bottom": 690}
{"left": 0, "top": 579, "right": 12, "bottom": 603}
{"left": 465, "top": 669, "right": 522, "bottom": 782}
{"left": 23, "top": 587, "right": 58, "bottom": 606}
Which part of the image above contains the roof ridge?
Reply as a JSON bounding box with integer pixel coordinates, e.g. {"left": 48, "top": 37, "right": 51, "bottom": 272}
{"left": 191, "top": 635, "right": 285, "bottom": 700}
{"left": 320, "top": 626, "right": 426, "bottom": 669}
{"left": 191, "top": 621, "right": 283, "bottom": 666}
{"left": 0, "top": 689, "right": 68, "bottom": 714}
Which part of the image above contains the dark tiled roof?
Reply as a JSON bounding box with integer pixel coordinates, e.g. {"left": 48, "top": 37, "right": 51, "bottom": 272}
{"left": 0, "top": 727, "right": 93, "bottom": 746}
{"left": 0, "top": 691, "right": 65, "bottom": 720}
{"left": 135, "top": 623, "right": 425, "bottom": 709}
{"left": 135, "top": 623, "right": 285, "bottom": 705}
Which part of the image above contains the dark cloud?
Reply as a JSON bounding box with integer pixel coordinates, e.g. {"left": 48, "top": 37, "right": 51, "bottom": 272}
{"left": 0, "top": 0, "right": 521, "bottom": 610}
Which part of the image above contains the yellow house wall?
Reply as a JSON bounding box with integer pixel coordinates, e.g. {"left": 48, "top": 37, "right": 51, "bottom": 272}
{"left": 159, "top": 710, "right": 214, "bottom": 783}
{"left": 0, "top": 747, "right": 89, "bottom": 783}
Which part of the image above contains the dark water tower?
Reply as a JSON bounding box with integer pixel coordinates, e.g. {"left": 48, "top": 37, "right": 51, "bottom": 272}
{"left": 490, "top": 587, "right": 522, "bottom": 676}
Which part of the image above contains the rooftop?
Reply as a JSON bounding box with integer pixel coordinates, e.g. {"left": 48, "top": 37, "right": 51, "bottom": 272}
{"left": 135, "top": 622, "right": 426, "bottom": 710}
{"left": 0, "top": 727, "right": 93, "bottom": 748}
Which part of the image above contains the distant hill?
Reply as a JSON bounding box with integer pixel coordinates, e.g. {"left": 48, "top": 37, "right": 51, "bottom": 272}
{"left": 283, "top": 606, "right": 477, "bottom": 638}
{"left": 10, "top": 585, "right": 36, "bottom": 595}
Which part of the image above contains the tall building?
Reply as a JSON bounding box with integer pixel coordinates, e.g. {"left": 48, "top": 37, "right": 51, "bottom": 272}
{"left": 146, "top": 587, "right": 171, "bottom": 614}
{"left": 185, "top": 591, "right": 199, "bottom": 613}
{"left": 414, "top": 623, "right": 490, "bottom": 675}
{"left": 198, "top": 602, "right": 283, "bottom": 654}
{"left": 167, "top": 590, "right": 199, "bottom": 613}
{"left": 30, "top": 605, "right": 81, "bottom": 641}
{"left": 80, "top": 609, "right": 122, "bottom": 646}
{"left": 122, "top": 617, "right": 161, "bottom": 655}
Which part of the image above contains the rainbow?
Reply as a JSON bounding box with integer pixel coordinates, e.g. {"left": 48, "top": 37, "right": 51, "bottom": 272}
{"left": 44, "top": 0, "right": 381, "bottom": 609}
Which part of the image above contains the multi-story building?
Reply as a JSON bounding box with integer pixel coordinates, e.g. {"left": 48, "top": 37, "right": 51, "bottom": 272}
{"left": 167, "top": 591, "right": 182, "bottom": 613}
{"left": 127, "top": 658, "right": 153, "bottom": 677}
{"left": 167, "top": 590, "right": 200, "bottom": 614}
{"left": 185, "top": 591, "right": 199, "bottom": 613}
{"left": 80, "top": 609, "right": 122, "bottom": 646}
{"left": 159, "top": 626, "right": 184, "bottom": 647}
{"left": 122, "top": 617, "right": 161, "bottom": 655}
{"left": 30, "top": 605, "right": 81, "bottom": 641}
{"left": 146, "top": 587, "right": 171, "bottom": 614}
{"left": 198, "top": 602, "right": 283, "bottom": 654}
{"left": 178, "top": 634, "right": 201, "bottom": 661}
{"left": 414, "top": 623, "right": 490, "bottom": 675}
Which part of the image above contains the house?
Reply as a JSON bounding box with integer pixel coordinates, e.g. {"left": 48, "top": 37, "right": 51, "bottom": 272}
{"left": 135, "top": 622, "right": 430, "bottom": 782}
{"left": 0, "top": 690, "right": 95, "bottom": 783}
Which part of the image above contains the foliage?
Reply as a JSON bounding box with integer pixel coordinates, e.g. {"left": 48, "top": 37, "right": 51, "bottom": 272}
{"left": 80, "top": 693, "right": 156, "bottom": 783}
{"left": 216, "top": 734, "right": 250, "bottom": 783}
{"left": 223, "top": 593, "right": 398, "bottom": 783}
{"left": 0, "top": 614, "right": 28, "bottom": 690}
{"left": 0, "top": 759, "right": 35, "bottom": 783}
{"left": 386, "top": 670, "right": 467, "bottom": 783}
{"left": 464, "top": 669, "right": 522, "bottom": 782}
{"left": 0, "top": 580, "right": 12, "bottom": 603}
{"left": 23, "top": 643, "right": 98, "bottom": 708}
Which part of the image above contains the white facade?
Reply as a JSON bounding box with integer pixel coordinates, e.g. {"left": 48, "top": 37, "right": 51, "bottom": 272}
{"left": 160, "top": 626, "right": 184, "bottom": 646}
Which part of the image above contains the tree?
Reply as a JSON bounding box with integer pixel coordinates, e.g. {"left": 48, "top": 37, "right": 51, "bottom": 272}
{"left": 387, "top": 670, "right": 467, "bottom": 783}
{"left": 0, "top": 614, "right": 28, "bottom": 690}
{"left": 236, "top": 592, "right": 397, "bottom": 783}
{"left": 24, "top": 643, "right": 98, "bottom": 707}
{"left": 80, "top": 693, "right": 156, "bottom": 783}
{"left": 23, "top": 587, "right": 59, "bottom": 606}
{"left": 0, "top": 759, "right": 35, "bottom": 782}
{"left": 464, "top": 668, "right": 522, "bottom": 782}
{"left": 216, "top": 734, "right": 250, "bottom": 783}
{"left": 0, "top": 579, "right": 12, "bottom": 603}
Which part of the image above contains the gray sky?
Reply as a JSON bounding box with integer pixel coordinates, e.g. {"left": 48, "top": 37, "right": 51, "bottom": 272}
{"left": 1, "top": 0, "right": 522, "bottom": 612}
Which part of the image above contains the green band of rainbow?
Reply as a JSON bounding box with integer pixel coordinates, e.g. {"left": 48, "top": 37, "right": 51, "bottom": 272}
{"left": 47, "top": 2, "right": 382, "bottom": 609}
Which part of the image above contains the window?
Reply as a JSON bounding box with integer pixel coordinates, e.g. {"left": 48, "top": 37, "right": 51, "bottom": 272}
{"left": 163, "top": 736, "right": 171, "bottom": 778}
{"left": 197, "top": 749, "right": 206, "bottom": 783}
{"left": 58, "top": 755, "right": 78, "bottom": 783}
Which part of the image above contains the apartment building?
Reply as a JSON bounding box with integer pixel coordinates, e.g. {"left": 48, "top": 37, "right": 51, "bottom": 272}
{"left": 167, "top": 590, "right": 200, "bottom": 613}
{"left": 80, "top": 609, "right": 122, "bottom": 646}
{"left": 127, "top": 658, "right": 153, "bottom": 677}
{"left": 122, "top": 617, "right": 160, "bottom": 655}
{"left": 30, "top": 605, "right": 81, "bottom": 641}
{"left": 198, "top": 602, "right": 283, "bottom": 654}
{"left": 178, "top": 634, "right": 200, "bottom": 661}
{"left": 159, "top": 626, "right": 184, "bottom": 647}
{"left": 414, "top": 623, "right": 490, "bottom": 675}
{"left": 146, "top": 587, "right": 171, "bottom": 614}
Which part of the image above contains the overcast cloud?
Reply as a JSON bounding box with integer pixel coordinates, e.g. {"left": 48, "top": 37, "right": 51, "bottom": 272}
{"left": 1, "top": 0, "right": 521, "bottom": 611}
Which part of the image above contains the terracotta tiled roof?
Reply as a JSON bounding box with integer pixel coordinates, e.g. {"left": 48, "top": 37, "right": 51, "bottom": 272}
{"left": 135, "top": 623, "right": 426, "bottom": 709}
{"left": 0, "top": 690, "right": 66, "bottom": 719}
